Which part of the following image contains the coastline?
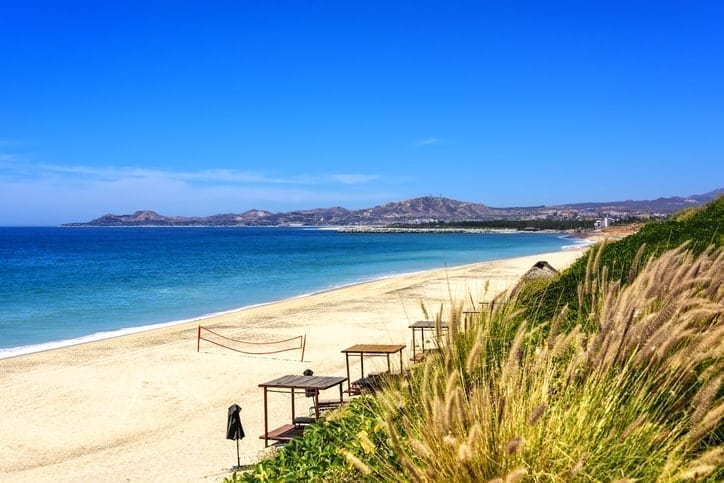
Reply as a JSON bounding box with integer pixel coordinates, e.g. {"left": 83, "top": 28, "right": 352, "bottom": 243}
{"left": 0, "top": 248, "right": 587, "bottom": 482}
{"left": 0, "top": 228, "right": 580, "bottom": 357}
{"left": 0, "top": 269, "right": 440, "bottom": 361}
{"left": 0, "top": 231, "right": 591, "bottom": 361}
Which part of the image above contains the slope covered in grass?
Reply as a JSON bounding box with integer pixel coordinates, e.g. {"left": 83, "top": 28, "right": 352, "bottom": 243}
{"left": 517, "top": 195, "right": 723, "bottom": 330}
{"left": 232, "top": 198, "right": 723, "bottom": 482}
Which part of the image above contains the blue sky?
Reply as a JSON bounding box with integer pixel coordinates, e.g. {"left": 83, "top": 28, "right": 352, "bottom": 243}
{"left": 1, "top": 1, "right": 722, "bottom": 225}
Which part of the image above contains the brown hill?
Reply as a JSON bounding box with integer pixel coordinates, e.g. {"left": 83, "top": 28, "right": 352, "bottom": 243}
{"left": 64, "top": 189, "right": 723, "bottom": 227}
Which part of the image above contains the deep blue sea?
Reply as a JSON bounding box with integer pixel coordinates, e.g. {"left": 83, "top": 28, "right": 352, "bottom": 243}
{"left": 0, "top": 227, "right": 585, "bottom": 358}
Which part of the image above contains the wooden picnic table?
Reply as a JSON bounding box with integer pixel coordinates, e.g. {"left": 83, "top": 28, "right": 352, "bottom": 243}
{"left": 341, "top": 344, "right": 405, "bottom": 394}
{"left": 258, "top": 374, "right": 347, "bottom": 446}
{"left": 408, "top": 320, "right": 449, "bottom": 361}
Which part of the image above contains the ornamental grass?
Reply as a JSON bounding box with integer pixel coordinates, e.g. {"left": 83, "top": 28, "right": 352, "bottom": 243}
{"left": 374, "top": 244, "right": 722, "bottom": 481}
{"left": 236, "top": 242, "right": 722, "bottom": 482}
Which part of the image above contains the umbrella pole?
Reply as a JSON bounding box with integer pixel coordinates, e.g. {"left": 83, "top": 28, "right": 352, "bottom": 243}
{"left": 236, "top": 438, "right": 240, "bottom": 469}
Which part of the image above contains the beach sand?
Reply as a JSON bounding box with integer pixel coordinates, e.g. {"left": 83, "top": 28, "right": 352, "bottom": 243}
{"left": 0, "top": 249, "right": 585, "bottom": 482}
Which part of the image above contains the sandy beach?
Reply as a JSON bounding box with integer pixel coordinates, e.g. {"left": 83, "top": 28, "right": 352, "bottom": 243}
{"left": 0, "top": 248, "right": 586, "bottom": 482}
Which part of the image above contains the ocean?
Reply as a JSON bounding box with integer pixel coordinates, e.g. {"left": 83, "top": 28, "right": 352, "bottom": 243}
{"left": 0, "top": 227, "right": 585, "bottom": 358}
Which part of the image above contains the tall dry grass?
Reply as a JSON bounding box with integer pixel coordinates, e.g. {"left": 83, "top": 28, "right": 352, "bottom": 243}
{"left": 370, "top": 244, "right": 722, "bottom": 481}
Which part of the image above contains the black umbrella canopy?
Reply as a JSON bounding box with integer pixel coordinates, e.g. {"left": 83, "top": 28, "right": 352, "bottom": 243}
{"left": 227, "top": 403, "right": 245, "bottom": 470}
{"left": 226, "top": 404, "right": 245, "bottom": 440}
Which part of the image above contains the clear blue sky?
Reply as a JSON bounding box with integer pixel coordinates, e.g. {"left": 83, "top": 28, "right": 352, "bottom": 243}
{"left": 1, "top": 1, "right": 722, "bottom": 225}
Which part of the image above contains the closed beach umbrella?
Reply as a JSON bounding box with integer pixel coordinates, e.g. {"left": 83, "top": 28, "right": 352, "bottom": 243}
{"left": 226, "top": 404, "right": 245, "bottom": 469}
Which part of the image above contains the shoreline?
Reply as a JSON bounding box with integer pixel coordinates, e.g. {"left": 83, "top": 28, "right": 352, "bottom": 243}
{"left": 0, "top": 263, "right": 503, "bottom": 360}
{"left": 0, "top": 269, "right": 432, "bottom": 361}
{"left": 0, "top": 234, "right": 592, "bottom": 361}
{"left": 0, "top": 248, "right": 588, "bottom": 482}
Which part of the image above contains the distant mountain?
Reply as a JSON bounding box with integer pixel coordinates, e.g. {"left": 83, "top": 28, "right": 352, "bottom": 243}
{"left": 64, "top": 188, "right": 723, "bottom": 227}
{"left": 357, "top": 198, "right": 498, "bottom": 222}
{"left": 554, "top": 188, "right": 724, "bottom": 213}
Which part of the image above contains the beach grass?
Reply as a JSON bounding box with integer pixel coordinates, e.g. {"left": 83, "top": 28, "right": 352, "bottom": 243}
{"left": 372, "top": 244, "right": 722, "bottom": 481}
{"left": 233, "top": 198, "right": 723, "bottom": 482}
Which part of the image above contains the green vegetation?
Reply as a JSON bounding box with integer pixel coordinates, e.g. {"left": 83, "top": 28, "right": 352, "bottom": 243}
{"left": 230, "top": 197, "right": 723, "bottom": 482}
{"left": 517, "top": 195, "right": 723, "bottom": 330}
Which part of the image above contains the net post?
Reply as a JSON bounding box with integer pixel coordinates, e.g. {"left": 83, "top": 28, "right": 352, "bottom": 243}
{"left": 300, "top": 334, "right": 307, "bottom": 362}
{"left": 197, "top": 325, "right": 201, "bottom": 352}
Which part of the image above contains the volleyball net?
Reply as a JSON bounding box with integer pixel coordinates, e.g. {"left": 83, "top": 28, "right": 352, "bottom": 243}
{"left": 197, "top": 325, "right": 306, "bottom": 361}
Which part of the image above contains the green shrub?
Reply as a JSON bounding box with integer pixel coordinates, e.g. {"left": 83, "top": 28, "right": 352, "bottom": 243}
{"left": 231, "top": 397, "right": 399, "bottom": 482}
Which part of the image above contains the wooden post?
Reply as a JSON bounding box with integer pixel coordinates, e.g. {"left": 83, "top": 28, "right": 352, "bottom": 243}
{"left": 345, "top": 353, "right": 351, "bottom": 394}
{"left": 263, "top": 386, "right": 269, "bottom": 447}
{"left": 300, "top": 334, "right": 307, "bottom": 362}
{"left": 196, "top": 326, "right": 201, "bottom": 352}
{"left": 411, "top": 327, "right": 416, "bottom": 361}
{"left": 313, "top": 390, "right": 320, "bottom": 420}
{"left": 291, "top": 388, "right": 296, "bottom": 423}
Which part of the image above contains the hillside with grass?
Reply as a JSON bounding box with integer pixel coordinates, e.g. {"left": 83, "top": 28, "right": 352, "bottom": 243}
{"left": 517, "top": 195, "right": 722, "bottom": 332}
{"left": 231, "top": 197, "right": 723, "bottom": 482}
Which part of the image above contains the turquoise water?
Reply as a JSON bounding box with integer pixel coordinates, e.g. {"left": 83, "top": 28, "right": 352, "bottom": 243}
{"left": 0, "top": 227, "right": 583, "bottom": 357}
